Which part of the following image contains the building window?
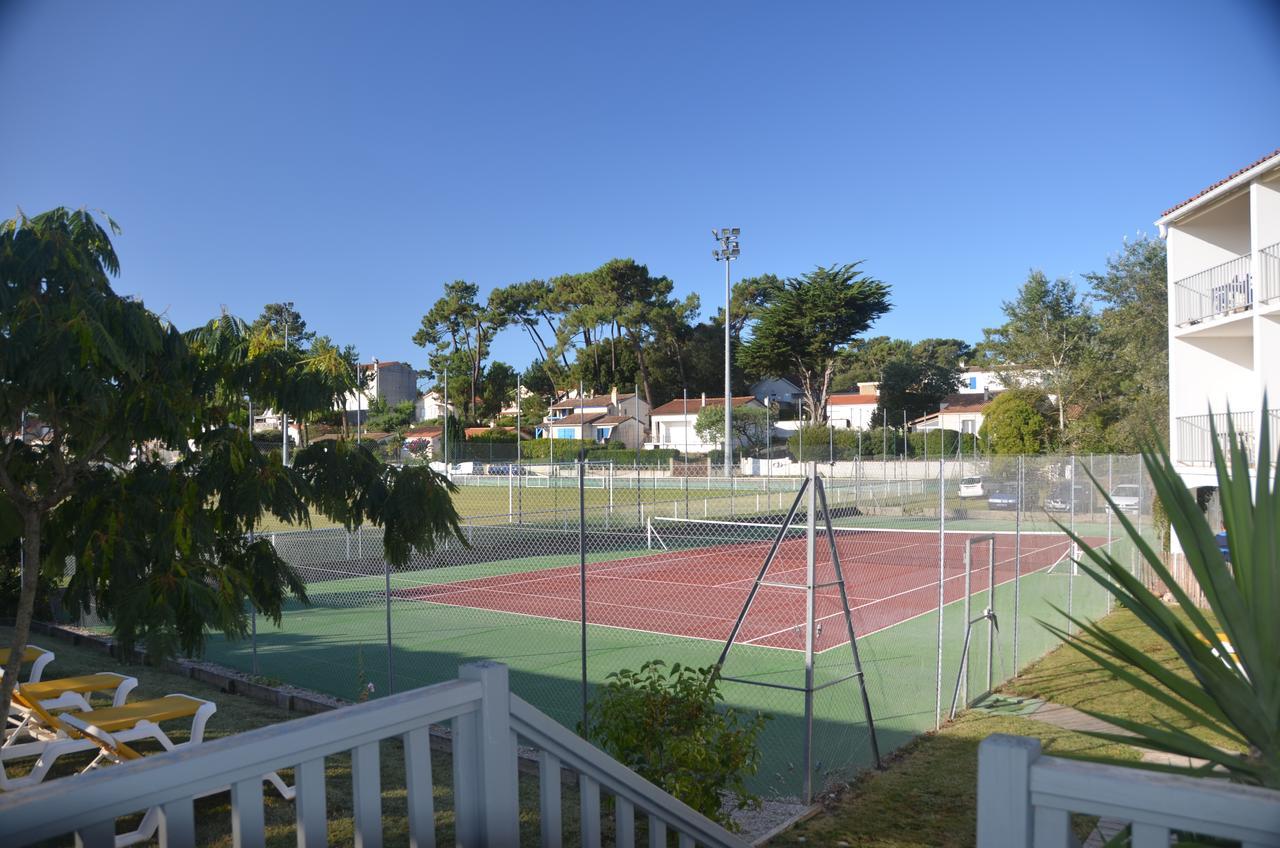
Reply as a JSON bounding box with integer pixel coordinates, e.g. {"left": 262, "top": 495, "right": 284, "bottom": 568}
{"left": 968, "top": 377, "right": 977, "bottom": 390}
{"left": 555, "top": 428, "right": 575, "bottom": 440}
{"left": 961, "top": 419, "right": 976, "bottom": 434}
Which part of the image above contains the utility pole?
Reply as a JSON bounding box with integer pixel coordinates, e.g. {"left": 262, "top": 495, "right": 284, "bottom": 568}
{"left": 713, "top": 228, "right": 740, "bottom": 478}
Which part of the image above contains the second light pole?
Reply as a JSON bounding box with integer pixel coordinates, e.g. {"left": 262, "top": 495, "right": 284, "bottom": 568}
{"left": 713, "top": 227, "right": 740, "bottom": 478}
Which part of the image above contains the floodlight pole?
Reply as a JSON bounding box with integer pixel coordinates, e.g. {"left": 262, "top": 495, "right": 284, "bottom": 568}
{"left": 281, "top": 304, "right": 292, "bottom": 466}
{"left": 713, "top": 228, "right": 740, "bottom": 478}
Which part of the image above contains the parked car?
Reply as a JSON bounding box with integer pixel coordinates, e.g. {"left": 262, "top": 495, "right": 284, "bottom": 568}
{"left": 958, "top": 476, "right": 985, "bottom": 498}
{"left": 987, "top": 487, "right": 1021, "bottom": 511}
{"left": 1045, "top": 483, "right": 1089, "bottom": 513}
{"left": 1105, "top": 484, "right": 1141, "bottom": 513}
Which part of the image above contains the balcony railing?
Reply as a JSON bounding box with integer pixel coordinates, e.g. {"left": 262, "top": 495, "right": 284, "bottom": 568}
{"left": 1261, "top": 241, "right": 1280, "bottom": 304}
{"left": 1173, "top": 254, "right": 1253, "bottom": 326}
{"left": 0, "top": 662, "right": 748, "bottom": 848}
{"left": 1176, "top": 411, "right": 1255, "bottom": 466}
{"left": 976, "top": 735, "right": 1280, "bottom": 847}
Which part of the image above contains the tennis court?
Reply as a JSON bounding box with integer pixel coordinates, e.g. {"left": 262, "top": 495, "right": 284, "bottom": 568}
{"left": 390, "top": 520, "right": 1094, "bottom": 652}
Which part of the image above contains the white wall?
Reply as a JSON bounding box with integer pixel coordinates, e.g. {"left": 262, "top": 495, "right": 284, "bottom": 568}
{"left": 1166, "top": 192, "right": 1251, "bottom": 282}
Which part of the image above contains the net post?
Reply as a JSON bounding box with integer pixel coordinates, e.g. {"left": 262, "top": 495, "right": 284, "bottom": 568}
{"left": 803, "top": 461, "right": 817, "bottom": 805}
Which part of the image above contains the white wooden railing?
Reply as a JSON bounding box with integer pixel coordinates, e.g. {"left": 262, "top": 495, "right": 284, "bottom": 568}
{"left": 977, "top": 734, "right": 1280, "bottom": 847}
{"left": 0, "top": 662, "right": 749, "bottom": 848}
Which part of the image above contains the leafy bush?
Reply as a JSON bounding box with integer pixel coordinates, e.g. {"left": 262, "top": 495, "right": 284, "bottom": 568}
{"left": 978, "top": 389, "right": 1055, "bottom": 454}
{"left": 589, "top": 449, "right": 679, "bottom": 466}
{"left": 904, "top": 428, "right": 983, "bottom": 457}
{"left": 585, "top": 661, "right": 767, "bottom": 827}
{"left": 517, "top": 438, "right": 597, "bottom": 459}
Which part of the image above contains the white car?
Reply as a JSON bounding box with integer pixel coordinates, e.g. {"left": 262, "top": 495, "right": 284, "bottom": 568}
{"left": 958, "top": 477, "right": 985, "bottom": 498}
{"left": 1106, "top": 484, "right": 1141, "bottom": 513}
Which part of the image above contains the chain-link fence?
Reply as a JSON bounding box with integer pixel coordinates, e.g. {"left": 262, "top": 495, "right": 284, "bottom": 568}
{"left": 203, "top": 453, "right": 1157, "bottom": 803}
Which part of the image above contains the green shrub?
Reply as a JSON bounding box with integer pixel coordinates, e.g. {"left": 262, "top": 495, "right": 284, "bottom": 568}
{"left": 904, "top": 428, "right": 983, "bottom": 457}
{"left": 589, "top": 449, "right": 679, "bottom": 466}
{"left": 788, "top": 426, "right": 904, "bottom": 460}
{"left": 585, "top": 661, "right": 767, "bottom": 828}
{"left": 517, "top": 438, "right": 597, "bottom": 459}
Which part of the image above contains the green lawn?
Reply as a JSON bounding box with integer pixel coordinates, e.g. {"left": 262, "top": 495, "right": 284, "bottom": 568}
{"left": 766, "top": 607, "right": 1206, "bottom": 846}
{"left": 1002, "top": 606, "right": 1241, "bottom": 751}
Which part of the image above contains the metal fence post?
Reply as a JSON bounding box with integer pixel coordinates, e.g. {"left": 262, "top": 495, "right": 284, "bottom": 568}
{"left": 802, "top": 461, "right": 817, "bottom": 805}
{"left": 935, "top": 455, "right": 946, "bottom": 730}
{"left": 1012, "top": 456, "right": 1023, "bottom": 672}
{"left": 1068, "top": 454, "right": 1076, "bottom": 638}
{"left": 385, "top": 555, "right": 394, "bottom": 695}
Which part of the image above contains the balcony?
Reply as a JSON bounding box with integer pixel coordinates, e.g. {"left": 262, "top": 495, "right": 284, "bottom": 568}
{"left": 1176, "top": 411, "right": 1256, "bottom": 467}
{"left": 1172, "top": 254, "right": 1253, "bottom": 327}
{"left": 1261, "top": 241, "right": 1280, "bottom": 305}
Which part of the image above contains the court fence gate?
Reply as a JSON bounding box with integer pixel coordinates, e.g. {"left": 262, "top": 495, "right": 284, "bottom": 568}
{"left": 216, "top": 452, "right": 1157, "bottom": 802}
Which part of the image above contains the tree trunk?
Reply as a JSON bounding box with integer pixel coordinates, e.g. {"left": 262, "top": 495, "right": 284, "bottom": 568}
{"left": 1, "top": 511, "right": 42, "bottom": 738}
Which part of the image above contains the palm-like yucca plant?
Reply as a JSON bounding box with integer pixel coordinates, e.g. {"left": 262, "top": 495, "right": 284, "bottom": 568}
{"left": 1048, "top": 402, "right": 1279, "bottom": 788}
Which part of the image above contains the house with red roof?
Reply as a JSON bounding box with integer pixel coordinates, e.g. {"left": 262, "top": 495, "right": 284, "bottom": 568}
{"left": 647, "top": 394, "right": 764, "bottom": 453}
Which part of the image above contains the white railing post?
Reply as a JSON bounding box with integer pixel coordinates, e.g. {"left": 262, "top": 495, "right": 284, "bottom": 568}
{"left": 459, "top": 661, "right": 519, "bottom": 847}
{"left": 977, "top": 734, "right": 1041, "bottom": 847}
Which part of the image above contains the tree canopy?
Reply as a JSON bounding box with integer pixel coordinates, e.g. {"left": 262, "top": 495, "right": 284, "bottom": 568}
{"left": 981, "top": 271, "right": 1096, "bottom": 433}
{"left": 978, "top": 389, "right": 1055, "bottom": 454}
{"left": 737, "top": 264, "right": 891, "bottom": 424}
{"left": 0, "top": 208, "right": 462, "bottom": 727}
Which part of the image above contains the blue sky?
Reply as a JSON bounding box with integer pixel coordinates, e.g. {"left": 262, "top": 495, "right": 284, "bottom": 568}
{"left": 2, "top": 2, "right": 1278, "bottom": 380}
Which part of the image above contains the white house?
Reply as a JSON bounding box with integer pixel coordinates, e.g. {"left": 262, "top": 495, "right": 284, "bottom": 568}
{"left": 826, "top": 389, "right": 879, "bottom": 429}
{"left": 541, "top": 389, "right": 649, "bottom": 449}
{"left": 1157, "top": 147, "right": 1280, "bottom": 492}
{"left": 414, "top": 390, "right": 455, "bottom": 423}
{"left": 648, "top": 394, "right": 764, "bottom": 453}
{"left": 401, "top": 424, "right": 444, "bottom": 457}
{"left": 340, "top": 359, "right": 418, "bottom": 423}
{"left": 956, "top": 366, "right": 1007, "bottom": 395}
{"left": 908, "top": 393, "right": 997, "bottom": 435}
{"left": 750, "top": 377, "right": 803, "bottom": 407}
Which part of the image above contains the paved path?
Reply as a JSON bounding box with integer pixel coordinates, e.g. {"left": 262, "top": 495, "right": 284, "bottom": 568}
{"left": 1025, "top": 700, "right": 1208, "bottom": 847}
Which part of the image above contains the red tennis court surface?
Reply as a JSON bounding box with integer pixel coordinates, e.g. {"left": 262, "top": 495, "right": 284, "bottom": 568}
{"left": 394, "top": 529, "right": 1101, "bottom": 651}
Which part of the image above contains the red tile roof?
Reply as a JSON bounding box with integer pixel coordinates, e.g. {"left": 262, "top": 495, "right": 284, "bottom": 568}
{"left": 403, "top": 426, "right": 443, "bottom": 438}
{"left": 650, "top": 396, "right": 758, "bottom": 416}
{"left": 593, "top": 415, "right": 631, "bottom": 426}
{"left": 1161, "top": 148, "right": 1280, "bottom": 219}
{"left": 550, "top": 393, "right": 635, "bottom": 410}
{"left": 827, "top": 393, "right": 878, "bottom": 405}
{"left": 549, "top": 412, "right": 606, "bottom": 426}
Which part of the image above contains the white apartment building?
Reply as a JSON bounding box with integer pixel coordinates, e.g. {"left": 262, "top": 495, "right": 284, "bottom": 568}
{"left": 1158, "top": 147, "right": 1280, "bottom": 491}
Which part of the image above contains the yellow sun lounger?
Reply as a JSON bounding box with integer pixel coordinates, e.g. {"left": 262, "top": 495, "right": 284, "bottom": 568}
{"left": 0, "top": 692, "right": 216, "bottom": 791}
{"left": 0, "top": 645, "right": 55, "bottom": 683}
{"left": 4, "top": 673, "right": 139, "bottom": 761}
